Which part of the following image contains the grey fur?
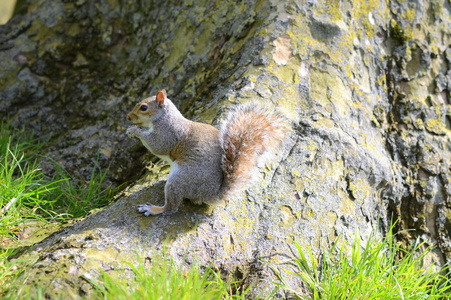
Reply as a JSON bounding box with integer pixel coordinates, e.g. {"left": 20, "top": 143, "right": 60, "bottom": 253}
{"left": 127, "top": 95, "right": 287, "bottom": 215}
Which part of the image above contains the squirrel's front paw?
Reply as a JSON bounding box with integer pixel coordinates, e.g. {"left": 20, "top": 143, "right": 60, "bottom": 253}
{"left": 126, "top": 126, "right": 140, "bottom": 138}
{"left": 137, "top": 203, "right": 166, "bottom": 216}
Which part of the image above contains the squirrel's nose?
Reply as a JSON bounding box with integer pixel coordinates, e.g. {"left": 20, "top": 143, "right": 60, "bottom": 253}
{"left": 127, "top": 114, "right": 132, "bottom": 121}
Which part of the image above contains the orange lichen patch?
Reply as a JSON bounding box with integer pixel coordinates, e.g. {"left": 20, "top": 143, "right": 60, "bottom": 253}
{"left": 273, "top": 35, "right": 292, "bottom": 65}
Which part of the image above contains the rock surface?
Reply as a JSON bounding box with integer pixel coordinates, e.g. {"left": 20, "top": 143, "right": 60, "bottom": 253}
{"left": 1, "top": 0, "right": 450, "bottom": 298}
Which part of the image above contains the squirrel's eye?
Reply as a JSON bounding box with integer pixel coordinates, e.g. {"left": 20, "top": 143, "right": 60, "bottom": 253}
{"left": 140, "top": 105, "right": 148, "bottom": 111}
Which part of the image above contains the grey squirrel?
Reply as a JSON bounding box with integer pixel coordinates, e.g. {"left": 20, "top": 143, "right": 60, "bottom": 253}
{"left": 126, "top": 89, "right": 288, "bottom": 216}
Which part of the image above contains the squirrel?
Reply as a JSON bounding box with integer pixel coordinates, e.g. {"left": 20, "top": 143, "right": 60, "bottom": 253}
{"left": 126, "top": 89, "right": 288, "bottom": 216}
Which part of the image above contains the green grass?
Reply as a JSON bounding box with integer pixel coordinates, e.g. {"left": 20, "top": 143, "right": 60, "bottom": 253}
{"left": 0, "top": 121, "right": 113, "bottom": 243}
{"left": 0, "top": 120, "right": 115, "bottom": 297}
{"left": 271, "top": 224, "right": 451, "bottom": 299}
{"left": 90, "top": 258, "right": 250, "bottom": 300}
{"left": 47, "top": 156, "right": 114, "bottom": 219}
{"left": 1, "top": 122, "right": 59, "bottom": 242}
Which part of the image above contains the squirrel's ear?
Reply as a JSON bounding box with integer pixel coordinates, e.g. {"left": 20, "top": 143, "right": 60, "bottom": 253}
{"left": 156, "top": 89, "right": 167, "bottom": 106}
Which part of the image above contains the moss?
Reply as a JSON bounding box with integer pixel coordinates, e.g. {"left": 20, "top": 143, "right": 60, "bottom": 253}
{"left": 425, "top": 118, "right": 447, "bottom": 135}
{"left": 326, "top": 158, "right": 344, "bottom": 181}
{"left": 164, "top": 24, "right": 194, "bottom": 70}
{"left": 193, "top": 20, "right": 213, "bottom": 55}
{"left": 326, "top": 0, "right": 343, "bottom": 22}
{"left": 444, "top": 208, "right": 451, "bottom": 227}
{"left": 348, "top": 177, "right": 371, "bottom": 202}
{"left": 403, "top": 7, "right": 417, "bottom": 23}
{"left": 279, "top": 205, "right": 296, "bottom": 227}
{"left": 309, "top": 66, "right": 353, "bottom": 117}
{"left": 291, "top": 169, "right": 301, "bottom": 179}
{"left": 106, "top": 0, "right": 119, "bottom": 9}
{"left": 66, "top": 22, "right": 80, "bottom": 37}
{"left": 279, "top": 0, "right": 389, "bottom": 114}
{"left": 431, "top": 0, "right": 444, "bottom": 20}
{"left": 84, "top": 247, "right": 121, "bottom": 268}
{"left": 197, "top": 103, "right": 221, "bottom": 124}
{"left": 340, "top": 196, "right": 356, "bottom": 215}
{"left": 413, "top": 118, "right": 424, "bottom": 130}
{"left": 269, "top": 57, "right": 301, "bottom": 84}
{"left": 294, "top": 177, "right": 304, "bottom": 193}
{"left": 314, "top": 117, "right": 335, "bottom": 129}
{"left": 73, "top": 52, "right": 89, "bottom": 67}
{"left": 390, "top": 19, "right": 410, "bottom": 44}
{"left": 376, "top": 74, "right": 386, "bottom": 87}
{"left": 230, "top": 16, "right": 260, "bottom": 55}
{"left": 328, "top": 211, "right": 338, "bottom": 228}
{"left": 350, "top": 0, "right": 382, "bottom": 40}
{"left": 11, "top": 222, "right": 63, "bottom": 248}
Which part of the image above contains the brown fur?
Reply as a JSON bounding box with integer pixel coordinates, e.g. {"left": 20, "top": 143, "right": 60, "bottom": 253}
{"left": 220, "top": 103, "right": 288, "bottom": 192}
{"left": 170, "top": 121, "right": 220, "bottom": 163}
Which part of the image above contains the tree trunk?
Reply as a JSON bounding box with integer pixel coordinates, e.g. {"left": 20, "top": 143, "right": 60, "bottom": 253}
{"left": 1, "top": 0, "right": 450, "bottom": 298}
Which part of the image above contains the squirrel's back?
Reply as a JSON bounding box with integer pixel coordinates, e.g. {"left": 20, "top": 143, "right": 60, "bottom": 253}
{"left": 219, "top": 103, "right": 288, "bottom": 192}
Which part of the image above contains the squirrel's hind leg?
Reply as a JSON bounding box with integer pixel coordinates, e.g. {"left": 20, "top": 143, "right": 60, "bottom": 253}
{"left": 136, "top": 178, "right": 185, "bottom": 216}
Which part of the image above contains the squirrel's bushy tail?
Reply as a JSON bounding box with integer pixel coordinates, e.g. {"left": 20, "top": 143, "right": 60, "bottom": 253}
{"left": 219, "top": 103, "right": 289, "bottom": 193}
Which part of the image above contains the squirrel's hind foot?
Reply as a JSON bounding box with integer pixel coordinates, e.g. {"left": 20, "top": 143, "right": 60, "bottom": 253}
{"left": 137, "top": 203, "right": 175, "bottom": 216}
